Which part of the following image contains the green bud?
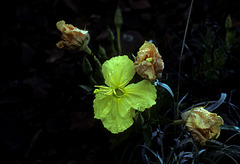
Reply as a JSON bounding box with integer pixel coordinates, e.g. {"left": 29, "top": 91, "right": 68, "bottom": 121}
{"left": 114, "top": 7, "right": 123, "bottom": 27}
{"left": 107, "top": 28, "right": 117, "bottom": 56}
{"left": 107, "top": 27, "right": 115, "bottom": 42}
{"left": 82, "top": 56, "right": 93, "bottom": 74}
{"left": 98, "top": 45, "right": 107, "bottom": 60}
{"left": 225, "top": 14, "right": 232, "bottom": 29}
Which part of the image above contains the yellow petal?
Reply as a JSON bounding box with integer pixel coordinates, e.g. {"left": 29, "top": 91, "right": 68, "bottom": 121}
{"left": 102, "top": 55, "right": 135, "bottom": 89}
{"left": 93, "top": 87, "right": 113, "bottom": 119}
{"left": 93, "top": 87, "right": 135, "bottom": 133}
{"left": 102, "top": 107, "right": 135, "bottom": 134}
{"left": 124, "top": 80, "right": 157, "bottom": 111}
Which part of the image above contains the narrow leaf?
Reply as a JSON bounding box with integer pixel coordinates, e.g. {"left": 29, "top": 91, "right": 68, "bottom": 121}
{"left": 178, "top": 92, "right": 189, "bottom": 107}
{"left": 79, "top": 85, "right": 94, "bottom": 93}
{"left": 176, "top": 138, "right": 193, "bottom": 148}
{"left": 155, "top": 80, "right": 174, "bottom": 98}
{"left": 206, "top": 93, "right": 227, "bottom": 112}
{"left": 143, "top": 125, "right": 152, "bottom": 147}
{"left": 220, "top": 125, "right": 240, "bottom": 132}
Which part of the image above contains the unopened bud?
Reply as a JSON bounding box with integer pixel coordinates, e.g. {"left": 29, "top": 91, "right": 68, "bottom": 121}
{"left": 114, "top": 7, "right": 123, "bottom": 27}
{"left": 82, "top": 56, "right": 93, "bottom": 74}
{"left": 225, "top": 15, "right": 232, "bottom": 29}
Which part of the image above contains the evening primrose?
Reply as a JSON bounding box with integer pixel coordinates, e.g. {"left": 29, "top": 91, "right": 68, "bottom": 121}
{"left": 93, "top": 55, "right": 157, "bottom": 133}
{"left": 134, "top": 41, "right": 164, "bottom": 81}
{"left": 181, "top": 106, "right": 224, "bottom": 145}
{"left": 56, "top": 20, "right": 91, "bottom": 54}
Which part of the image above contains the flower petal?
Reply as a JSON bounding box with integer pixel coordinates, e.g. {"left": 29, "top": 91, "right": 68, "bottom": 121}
{"left": 134, "top": 41, "right": 164, "bottom": 81}
{"left": 124, "top": 80, "right": 157, "bottom": 111}
{"left": 93, "top": 89, "right": 135, "bottom": 133}
{"left": 181, "top": 107, "right": 224, "bottom": 145}
{"left": 56, "top": 20, "right": 90, "bottom": 50}
{"left": 102, "top": 55, "right": 135, "bottom": 89}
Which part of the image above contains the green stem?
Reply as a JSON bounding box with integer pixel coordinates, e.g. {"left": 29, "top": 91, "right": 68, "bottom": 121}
{"left": 91, "top": 53, "right": 102, "bottom": 69}
{"left": 171, "top": 120, "right": 184, "bottom": 125}
{"left": 84, "top": 45, "right": 92, "bottom": 55}
{"left": 116, "top": 26, "right": 121, "bottom": 55}
{"left": 84, "top": 45, "right": 102, "bottom": 68}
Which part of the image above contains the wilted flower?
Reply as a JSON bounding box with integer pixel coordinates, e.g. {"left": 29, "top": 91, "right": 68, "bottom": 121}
{"left": 181, "top": 106, "right": 224, "bottom": 145}
{"left": 56, "top": 20, "right": 91, "bottom": 53}
{"left": 93, "top": 55, "right": 157, "bottom": 134}
{"left": 134, "top": 41, "right": 164, "bottom": 81}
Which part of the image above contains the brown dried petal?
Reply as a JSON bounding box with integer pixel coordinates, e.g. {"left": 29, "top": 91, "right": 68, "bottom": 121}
{"left": 134, "top": 41, "right": 164, "bottom": 81}
{"left": 181, "top": 107, "right": 224, "bottom": 145}
{"left": 56, "top": 20, "right": 90, "bottom": 50}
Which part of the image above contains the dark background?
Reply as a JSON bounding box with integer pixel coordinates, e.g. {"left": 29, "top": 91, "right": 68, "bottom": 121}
{"left": 1, "top": 0, "right": 240, "bottom": 163}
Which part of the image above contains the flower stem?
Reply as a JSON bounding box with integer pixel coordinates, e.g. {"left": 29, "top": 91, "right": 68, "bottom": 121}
{"left": 115, "top": 7, "right": 123, "bottom": 55}
{"left": 171, "top": 120, "right": 184, "bottom": 125}
{"left": 84, "top": 45, "right": 102, "bottom": 68}
{"left": 116, "top": 26, "right": 121, "bottom": 55}
{"left": 91, "top": 53, "right": 102, "bottom": 68}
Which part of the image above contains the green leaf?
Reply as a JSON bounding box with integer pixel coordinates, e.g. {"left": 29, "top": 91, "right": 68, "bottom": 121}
{"left": 82, "top": 56, "right": 93, "bottom": 74}
{"left": 206, "top": 93, "right": 227, "bottom": 112}
{"left": 224, "top": 145, "right": 240, "bottom": 154}
{"left": 225, "top": 14, "right": 232, "bottom": 29}
{"left": 143, "top": 124, "right": 152, "bottom": 147}
{"left": 107, "top": 27, "right": 115, "bottom": 41}
{"left": 220, "top": 125, "right": 240, "bottom": 132}
{"left": 79, "top": 85, "right": 94, "bottom": 93}
{"left": 155, "top": 80, "right": 174, "bottom": 98}
{"left": 178, "top": 92, "right": 189, "bottom": 107}
{"left": 135, "top": 112, "right": 145, "bottom": 125}
{"left": 157, "top": 115, "right": 174, "bottom": 125}
{"left": 176, "top": 138, "right": 194, "bottom": 148}
{"left": 98, "top": 45, "right": 107, "bottom": 61}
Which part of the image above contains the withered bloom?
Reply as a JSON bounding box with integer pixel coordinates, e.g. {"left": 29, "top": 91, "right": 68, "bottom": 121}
{"left": 134, "top": 41, "right": 164, "bottom": 81}
{"left": 56, "top": 20, "right": 90, "bottom": 53}
{"left": 181, "top": 107, "right": 224, "bottom": 145}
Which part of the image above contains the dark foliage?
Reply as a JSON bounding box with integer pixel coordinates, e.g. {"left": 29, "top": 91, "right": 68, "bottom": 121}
{"left": 1, "top": 0, "right": 240, "bottom": 163}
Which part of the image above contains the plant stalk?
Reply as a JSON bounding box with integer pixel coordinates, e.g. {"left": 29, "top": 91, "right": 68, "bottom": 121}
{"left": 176, "top": 0, "right": 194, "bottom": 119}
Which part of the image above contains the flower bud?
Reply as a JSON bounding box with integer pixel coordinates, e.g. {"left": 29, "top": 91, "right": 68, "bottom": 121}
{"left": 181, "top": 107, "right": 224, "bottom": 145}
{"left": 56, "top": 20, "right": 90, "bottom": 52}
{"left": 114, "top": 7, "right": 123, "bottom": 27}
{"left": 98, "top": 45, "right": 107, "bottom": 60}
{"left": 225, "top": 15, "right": 232, "bottom": 29}
{"left": 134, "top": 41, "right": 164, "bottom": 81}
{"left": 107, "top": 27, "right": 115, "bottom": 42}
{"left": 82, "top": 56, "right": 93, "bottom": 74}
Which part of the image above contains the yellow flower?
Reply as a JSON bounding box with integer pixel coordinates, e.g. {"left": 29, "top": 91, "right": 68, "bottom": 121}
{"left": 56, "top": 20, "right": 91, "bottom": 53}
{"left": 93, "top": 55, "right": 157, "bottom": 133}
{"left": 134, "top": 41, "right": 164, "bottom": 81}
{"left": 181, "top": 106, "right": 224, "bottom": 145}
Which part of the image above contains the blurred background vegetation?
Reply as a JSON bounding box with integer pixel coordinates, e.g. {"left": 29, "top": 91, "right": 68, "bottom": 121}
{"left": 1, "top": 0, "right": 240, "bottom": 163}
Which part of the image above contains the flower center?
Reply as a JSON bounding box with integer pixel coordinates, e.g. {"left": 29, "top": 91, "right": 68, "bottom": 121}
{"left": 113, "top": 88, "right": 124, "bottom": 98}
{"left": 146, "top": 57, "right": 153, "bottom": 62}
